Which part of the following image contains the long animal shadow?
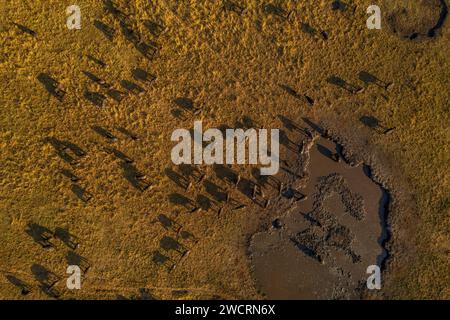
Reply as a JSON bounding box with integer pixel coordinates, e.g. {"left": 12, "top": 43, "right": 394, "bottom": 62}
{"left": 151, "top": 250, "right": 175, "bottom": 270}
{"left": 358, "top": 71, "right": 391, "bottom": 89}
{"left": 62, "top": 138, "right": 86, "bottom": 155}
{"left": 92, "top": 126, "right": 117, "bottom": 141}
{"left": 159, "top": 236, "right": 188, "bottom": 256}
{"left": 5, "top": 275, "right": 31, "bottom": 295}
{"left": 196, "top": 194, "right": 218, "bottom": 212}
{"left": 279, "top": 129, "right": 300, "bottom": 152}
{"left": 171, "top": 108, "right": 187, "bottom": 120}
{"left": 116, "top": 126, "right": 138, "bottom": 140}
{"left": 87, "top": 55, "right": 106, "bottom": 68}
{"left": 135, "top": 41, "right": 159, "bottom": 61}
{"left": 54, "top": 227, "right": 79, "bottom": 250}
{"left": 165, "top": 168, "right": 190, "bottom": 190}
{"left": 121, "top": 163, "right": 151, "bottom": 191}
{"left": 61, "top": 169, "right": 80, "bottom": 182}
{"left": 103, "top": 0, "right": 161, "bottom": 61}
{"left": 67, "top": 251, "right": 90, "bottom": 273}
{"left": 331, "top": 0, "right": 348, "bottom": 11}
{"left": 317, "top": 144, "right": 333, "bottom": 159}
{"left": 279, "top": 84, "right": 302, "bottom": 100}
{"left": 71, "top": 184, "right": 93, "bottom": 202}
{"left": 106, "top": 88, "right": 124, "bottom": 102}
{"left": 278, "top": 115, "right": 313, "bottom": 139}
{"left": 281, "top": 186, "right": 306, "bottom": 201}
{"left": 25, "top": 223, "right": 54, "bottom": 248}
{"left": 302, "top": 117, "right": 324, "bottom": 135}
{"left": 263, "top": 3, "right": 292, "bottom": 20}
{"left": 103, "top": 0, "right": 128, "bottom": 21}
{"left": 153, "top": 214, "right": 182, "bottom": 233}
{"left": 105, "top": 147, "right": 133, "bottom": 163}
{"left": 94, "top": 20, "right": 115, "bottom": 41}
{"left": 143, "top": 20, "right": 166, "bottom": 37}
{"left": 168, "top": 193, "right": 197, "bottom": 212}
{"left": 119, "top": 20, "right": 138, "bottom": 42}
{"left": 132, "top": 68, "right": 156, "bottom": 83}
{"left": 279, "top": 84, "right": 314, "bottom": 106}
{"left": 83, "top": 71, "right": 110, "bottom": 88}
{"left": 118, "top": 21, "right": 158, "bottom": 60}
{"left": 251, "top": 167, "right": 280, "bottom": 190}
{"left": 120, "top": 80, "right": 145, "bottom": 94}
{"left": 213, "top": 164, "right": 239, "bottom": 186}
{"left": 84, "top": 90, "right": 106, "bottom": 107}
{"left": 173, "top": 97, "right": 201, "bottom": 115}
{"left": 326, "top": 76, "right": 362, "bottom": 93}
{"left": 360, "top": 116, "right": 395, "bottom": 134}
{"left": 300, "top": 22, "right": 327, "bottom": 40}
{"left": 13, "top": 22, "right": 37, "bottom": 36}
{"left": 203, "top": 180, "right": 228, "bottom": 203}
{"left": 236, "top": 177, "right": 267, "bottom": 207}
{"left": 179, "top": 164, "right": 205, "bottom": 183}
{"left": 179, "top": 230, "right": 199, "bottom": 245}
{"left": 37, "top": 73, "right": 66, "bottom": 101}
{"left": 31, "top": 264, "right": 60, "bottom": 298}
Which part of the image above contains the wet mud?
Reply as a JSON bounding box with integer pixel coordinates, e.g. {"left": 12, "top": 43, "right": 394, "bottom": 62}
{"left": 249, "top": 129, "right": 389, "bottom": 299}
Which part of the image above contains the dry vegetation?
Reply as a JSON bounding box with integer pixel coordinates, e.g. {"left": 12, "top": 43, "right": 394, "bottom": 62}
{"left": 0, "top": 0, "right": 448, "bottom": 299}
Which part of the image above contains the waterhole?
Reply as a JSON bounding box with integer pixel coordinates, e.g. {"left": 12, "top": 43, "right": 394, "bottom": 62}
{"left": 249, "top": 135, "right": 389, "bottom": 299}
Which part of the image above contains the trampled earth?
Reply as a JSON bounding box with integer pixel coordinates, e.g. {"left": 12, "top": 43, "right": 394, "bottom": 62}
{"left": 0, "top": 0, "right": 448, "bottom": 299}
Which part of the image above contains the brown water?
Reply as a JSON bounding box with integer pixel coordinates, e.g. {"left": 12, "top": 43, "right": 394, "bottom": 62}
{"left": 249, "top": 137, "right": 386, "bottom": 299}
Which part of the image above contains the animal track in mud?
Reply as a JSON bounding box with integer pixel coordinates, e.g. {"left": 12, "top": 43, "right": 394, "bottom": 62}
{"left": 249, "top": 121, "right": 389, "bottom": 300}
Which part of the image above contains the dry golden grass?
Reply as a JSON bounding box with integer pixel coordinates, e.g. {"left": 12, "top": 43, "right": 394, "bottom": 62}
{"left": 0, "top": 0, "right": 448, "bottom": 299}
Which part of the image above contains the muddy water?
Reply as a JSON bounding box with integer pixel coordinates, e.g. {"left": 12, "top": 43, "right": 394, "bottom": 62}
{"left": 249, "top": 137, "right": 386, "bottom": 299}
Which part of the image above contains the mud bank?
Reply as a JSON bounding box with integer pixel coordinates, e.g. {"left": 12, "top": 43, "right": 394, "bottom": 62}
{"left": 249, "top": 130, "right": 391, "bottom": 299}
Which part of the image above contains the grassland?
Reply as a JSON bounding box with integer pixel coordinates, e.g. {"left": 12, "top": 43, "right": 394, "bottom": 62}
{"left": 0, "top": 0, "right": 448, "bottom": 299}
